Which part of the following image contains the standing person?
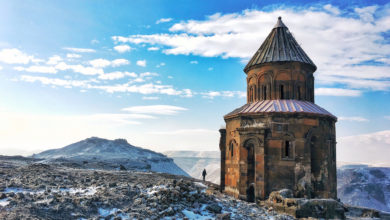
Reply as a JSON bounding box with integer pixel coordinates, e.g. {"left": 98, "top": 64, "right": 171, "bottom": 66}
{"left": 202, "top": 169, "right": 207, "bottom": 182}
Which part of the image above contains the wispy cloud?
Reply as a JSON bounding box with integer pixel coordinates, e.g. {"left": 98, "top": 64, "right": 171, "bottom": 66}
{"left": 136, "top": 59, "right": 147, "bottom": 67}
{"left": 315, "top": 88, "right": 362, "bottom": 97}
{"left": 142, "top": 96, "right": 159, "bottom": 100}
{"left": 63, "top": 47, "right": 96, "bottom": 53}
{"left": 20, "top": 75, "right": 91, "bottom": 88}
{"left": 113, "top": 44, "right": 132, "bottom": 53}
{"left": 338, "top": 116, "right": 369, "bottom": 122}
{"left": 98, "top": 71, "right": 125, "bottom": 80}
{"left": 156, "top": 62, "right": 165, "bottom": 68}
{"left": 89, "top": 58, "right": 111, "bottom": 68}
{"left": 14, "top": 65, "right": 57, "bottom": 74}
{"left": 156, "top": 18, "right": 173, "bottom": 24}
{"left": 190, "top": 60, "right": 198, "bottom": 64}
{"left": 122, "top": 105, "right": 187, "bottom": 115}
{"left": 149, "top": 128, "right": 217, "bottom": 135}
{"left": 323, "top": 4, "right": 340, "bottom": 15}
{"left": 46, "top": 55, "right": 62, "bottom": 65}
{"left": 66, "top": 53, "right": 81, "bottom": 58}
{"left": 148, "top": 47, "right": 159, "bottom": 51}
{"left": 89, "top": 58, "right": 130, "bottom": 68}
{"left": 55, "top": 62, "right": 103, "bottom": 75}
{"left": 201, "top": 91, "right": 245, "bottom": 99}
{"left": 97, "top": 71, "right": 136, "bottom": 80}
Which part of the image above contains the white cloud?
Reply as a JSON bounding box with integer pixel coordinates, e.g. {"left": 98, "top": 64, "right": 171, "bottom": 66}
{"left": 323, "top": 4, "right": 340, "bottom": 15}
{"left": 122, "top": 105, "right": 187, "bottom": 115}
{"left": 140, "top": 72, "right": 158, "bottom": 77}
{"left": 338, "top": 116, "right": 369, "bottom": 122}
{"left": 112, "top": 5, "right": 390, "bottom": 92}
{"left": 89, "top": 58, "right": 130, "bottom": 68}
{"left": 208, "top": 67, "right": 213, "bottom": 71}
{"left": 156, "top": 18, "right": 173, "bottom": 24}
{"left": 92, "top": 83, "right": 189, "bottom": 96}
{"left": 98, "top": 71, "right": 125, "bottom": 80}
{"left": 148, "top": 47, "right": 160, "bottom": 51}
{"left": 46, "top": 55, "right": 62, "bottom": 65}
{"left": 190, "top": 60, "right": 198, "bottom": 64}
{"left": 91, "top": 39, "right": 99, "bottom": 44}
{"left": 55, "top": 62, "right": 103, "bottom": 75}
{"left": 338, "top": 130, "right": 390, "bottom": 166}
{"left": 149, "top": 129, "right": 217, "bottom": 135}
{"left": 354, "top": 6, "right": 378, "bottom": 22}
{"left": 89, "top": 58, "right": 111, "bottom": 68}
{"left": 20, "top": 75, "right": 89, "bottom": 88}
{"left": 0, "top": 66, "right": 3, "bottom": 70}
{"left": 63, "top": 47, "right": 96, "bottom": 53}
{"left": 201, "top": 91, "right": 245, "bottom": 99}
{"left": 136, "top": 60, "right": 147, "bottom": 67}
{"left": 0, "top": 48, "right": 36, "bottom": 64}
{"left": 142, "top": 96, "right": 159, "bottom": 100}
{"left": 114, "top": 45, "right": 132, "bottom": 53}
{"left": 66, "top": 53, "right": 82, "bottom": 58}
{"left": 124, "top": 72, "right": 137, "bottom": 77}
{"left": 14, "top": 65, "right": 58, "bottom": 74}
{"left": 315, "top": 88, "right": 362, "bottom": 97}
{"left": 111, "top": 58, "right": 130, "bottom": 67}
{"left": 156, "top": 62, "right": 165, "bottom": 68}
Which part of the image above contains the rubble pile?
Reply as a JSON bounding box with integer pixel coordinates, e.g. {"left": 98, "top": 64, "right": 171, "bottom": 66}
{"left": 0, "top": 160, "right": 293, "bottom": 219}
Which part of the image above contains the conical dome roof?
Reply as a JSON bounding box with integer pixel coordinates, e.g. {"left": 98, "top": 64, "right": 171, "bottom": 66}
{"left": 244, "top": 17, "right": 316, "bottom": 73}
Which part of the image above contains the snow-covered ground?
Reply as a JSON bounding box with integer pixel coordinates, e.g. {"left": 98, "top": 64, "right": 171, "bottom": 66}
{"left": 0, "top": 160, "right": 294, "bottom": 219}
{"left": 338, "top": 165, "right": 390, "bottom": 212}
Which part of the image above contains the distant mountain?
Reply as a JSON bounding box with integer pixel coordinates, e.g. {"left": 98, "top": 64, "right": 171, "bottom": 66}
{"left": 164, "top": 151, "right": 220, "bottom": 184}
{"left": 338, "top": 165, "right": 390, "bottom": 212}
{"left": 33, "top": 137, "right": 188, "bottom": 176}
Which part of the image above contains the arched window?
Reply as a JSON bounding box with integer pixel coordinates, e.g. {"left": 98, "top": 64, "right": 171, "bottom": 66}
{"left": 263, "top": 86, "right": 267, "bottom": 100}
{"left": 280, "top": 85, "right": 284, "bottom": 99}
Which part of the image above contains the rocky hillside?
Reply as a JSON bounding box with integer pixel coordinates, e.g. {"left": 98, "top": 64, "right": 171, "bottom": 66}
{"left": 164, "top": 151, "right": 220, "bottom": 183}
{"left": 32, "top": 137, "right": 188, "bottom": 176}
{"left": 0, "top": 157, "right": 294, "bottom": 219}
{"left": 338, "top": 165, "right": 390, "bottom": 212}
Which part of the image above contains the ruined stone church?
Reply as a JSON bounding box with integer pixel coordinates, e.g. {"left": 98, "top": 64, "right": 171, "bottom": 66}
{"left": 219, "top": 17, "right": 337, "bottom": 202}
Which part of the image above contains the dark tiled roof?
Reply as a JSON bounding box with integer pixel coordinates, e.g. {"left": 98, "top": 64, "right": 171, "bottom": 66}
{"left": 244, "top": 17, "right": 316, "bottom": 73}
{"left": 225, "top": 100, "right": 336, "bottom": 119}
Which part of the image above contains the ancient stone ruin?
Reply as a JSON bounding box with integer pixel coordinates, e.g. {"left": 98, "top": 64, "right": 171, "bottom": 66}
{"left": 219, "top": 17, "right": 337, "bottom": 202}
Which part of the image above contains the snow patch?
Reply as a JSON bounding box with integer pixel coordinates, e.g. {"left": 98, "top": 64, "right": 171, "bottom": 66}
{"left": 0, "top": 198, "right": 9, "bottom": 207}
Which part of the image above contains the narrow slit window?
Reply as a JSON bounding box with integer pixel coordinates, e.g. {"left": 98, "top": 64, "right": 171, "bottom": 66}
{"left": 280, "top": 85, "right": 284, "bottom": 99}
{"left": 297, "top": 86, "right": 301, "bottom": 99}
{"left": 285, "top": 141, "right": 290, "bottom": 157}
{"left": 263, "top": 86, "right": 267, "bottom": 100}
{"left": 230, "top": 143, "right": 234, "bottom": 158}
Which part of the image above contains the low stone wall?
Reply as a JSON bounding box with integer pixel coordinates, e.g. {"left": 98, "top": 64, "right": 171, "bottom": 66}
{"left": 262, "top": 189, "right": 390, "bottom": 219}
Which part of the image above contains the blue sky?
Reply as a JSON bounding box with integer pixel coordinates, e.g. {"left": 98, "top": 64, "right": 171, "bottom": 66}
{"left": 0, "top": 0, "right": 389, "bottom": 164}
